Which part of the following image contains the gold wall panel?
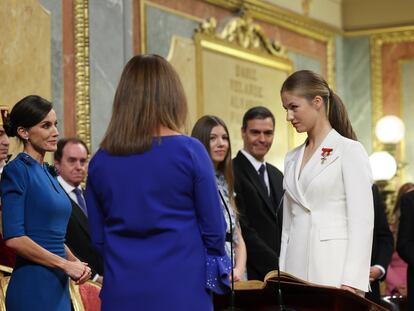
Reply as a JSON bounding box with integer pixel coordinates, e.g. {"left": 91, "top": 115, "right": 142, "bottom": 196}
{"left": 0, "top": 0, "right": 51, "bottom": 157}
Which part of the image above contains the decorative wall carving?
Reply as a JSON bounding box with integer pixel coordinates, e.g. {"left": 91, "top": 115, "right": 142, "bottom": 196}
{"left": 196, "top": 15, "right": 286, "bottom": 56}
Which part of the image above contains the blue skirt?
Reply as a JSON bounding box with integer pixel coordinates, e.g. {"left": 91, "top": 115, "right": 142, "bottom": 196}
{"left": 6, "top": 259, "right": 70, "bottom": 311}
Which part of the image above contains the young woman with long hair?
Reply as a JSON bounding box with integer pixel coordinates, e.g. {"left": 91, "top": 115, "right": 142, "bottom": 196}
{"left": 192, "top": 115, "right": 247, "bottom": 281}
{"left": 279, "top": 70, "right": 373, "bottom": 295}
{"left": 85, "top": 55, "right": 230, "bottom": 311}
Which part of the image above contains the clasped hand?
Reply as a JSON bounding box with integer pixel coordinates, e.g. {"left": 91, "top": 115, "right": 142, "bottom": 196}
{"left": 64, "top": 260, "right": 92, "bottom": 284}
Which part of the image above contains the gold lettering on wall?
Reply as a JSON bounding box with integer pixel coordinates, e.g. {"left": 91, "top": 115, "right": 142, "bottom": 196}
{"left": 229, "top": 65, "right": 263, "bottom": 139}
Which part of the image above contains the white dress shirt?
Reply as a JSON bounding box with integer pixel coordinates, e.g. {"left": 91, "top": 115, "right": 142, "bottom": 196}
{"left": 57, "top": 176, "right": 84, "bottom": 211}
{"left": 240, "top": 149, "right": 270, "bottom": 195}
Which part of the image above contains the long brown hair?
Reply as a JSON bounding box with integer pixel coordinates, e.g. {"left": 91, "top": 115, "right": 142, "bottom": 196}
{"left": 100, "top": 54, "right": 188, "bottom": 154}
{"left": 191, "top": 115, "right": 237, "bottom": 212}
{"left": 281, "top": 70, "right": 357, "bottom": 141}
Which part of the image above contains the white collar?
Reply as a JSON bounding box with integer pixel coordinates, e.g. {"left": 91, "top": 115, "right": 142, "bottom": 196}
{"left": 57, "top": 176, "right": 81, "bottom": 194}
{"left": 240, "top": 149, "right": 267, "bottom": 172}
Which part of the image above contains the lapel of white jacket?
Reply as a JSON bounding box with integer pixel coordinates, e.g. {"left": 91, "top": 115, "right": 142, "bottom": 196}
{"left": 284, "top": 143, "right": 310, "bottom": 210}
{"left": 300, "top": 129, "right": 342, "bottom": 195}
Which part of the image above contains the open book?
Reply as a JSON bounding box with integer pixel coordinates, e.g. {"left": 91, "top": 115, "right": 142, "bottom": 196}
{"left": 234, "top": 270, "right": 310, "bottom": 291}
{"left": 216, "top": 270, "right": 388, "bottom": 311}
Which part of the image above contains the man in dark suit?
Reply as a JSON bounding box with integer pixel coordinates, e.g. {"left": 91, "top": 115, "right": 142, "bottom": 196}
{"left": 54, "top": 138, "right": 103, "bottom": 283}
{"left": 366, "top": 184, "right": 393, "bottom": 304}
{"left": 233, "top": 106, "right": 284, "bottom": 281}
{"left": 397, "top": 190, "right": 414, "bottom": 310}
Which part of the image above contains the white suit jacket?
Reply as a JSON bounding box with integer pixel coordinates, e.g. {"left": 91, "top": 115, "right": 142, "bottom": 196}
{"left": 279, "top": 129, "right": 374, "bottom": 292}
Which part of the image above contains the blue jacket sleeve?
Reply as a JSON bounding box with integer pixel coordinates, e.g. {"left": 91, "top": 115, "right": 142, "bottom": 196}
{"left": 0, "top": 161, "right": 28, "bottom": 239}
{"left": 85, "top": 155, "right": 105, "bottom": 256}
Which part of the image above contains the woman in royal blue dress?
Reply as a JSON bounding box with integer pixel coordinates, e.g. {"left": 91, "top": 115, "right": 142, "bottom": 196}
{"left": 192, "top": 115, "right": 247, "bottom": 282}
{"left": 85, "top": 54, "right": 230, "bottom": 311}
{"left": 0, "top": 95, "right": 91, "bottom": 310}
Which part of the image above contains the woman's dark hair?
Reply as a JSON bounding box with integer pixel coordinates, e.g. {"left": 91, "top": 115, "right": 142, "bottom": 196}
{"left": 191, "top": 115, "right": 237, "bottom": 214}
{"left": 4, "top": 95, "right": 53, "bottom": 141}
{"left": 100, "top": 54, "right": 188, "bottom": 155}
{"left": 281, "top": 70, "right": 357, "bottom": 141}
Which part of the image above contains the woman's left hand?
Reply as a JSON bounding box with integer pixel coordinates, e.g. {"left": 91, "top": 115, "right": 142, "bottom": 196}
{"left": 230, "top": 267, "right": 245, "bottom": 282}
{"left": 69, "top": 257, "right": 92, "bottom": 284}
{"left": 75, "top": 262, "right": 92, "bottom": 284}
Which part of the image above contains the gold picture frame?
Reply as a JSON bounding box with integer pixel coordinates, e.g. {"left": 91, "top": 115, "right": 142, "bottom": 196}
{"left": 74, "top": 0, "right": 91, "bottom": 150}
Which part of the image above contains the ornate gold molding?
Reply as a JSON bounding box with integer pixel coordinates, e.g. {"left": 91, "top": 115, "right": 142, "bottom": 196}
{"left": 203, "top": 0, "right": 337, "bottom": 89}
{"left": 74, "top": 0, "right": 91, "bottom": 150}
{"left": 196, "top": 16, "right": 287, "bottom": 57}
{"left": 346, "top": 25, "right": 414, "bottom": 37}
{"left": 370, "top": 30, "right": 414, "bottom": 151}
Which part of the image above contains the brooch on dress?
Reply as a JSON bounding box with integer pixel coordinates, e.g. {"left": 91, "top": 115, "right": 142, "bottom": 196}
{"left": 45, "top": 163, "right": 59, "bottom": 177}
{"left": 321, "top": 147, "right": 333, "bottom": 164}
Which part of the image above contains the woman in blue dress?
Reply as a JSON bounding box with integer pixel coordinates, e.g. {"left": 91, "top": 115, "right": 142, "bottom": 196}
{"left": 85, "top": 54, "right": 230, "bottom": 311}
{"left": 0, "top": 95, "right": 91, "bottom": 310}
{"left": 192, "top": 115, "right": 247, "bottom": 282}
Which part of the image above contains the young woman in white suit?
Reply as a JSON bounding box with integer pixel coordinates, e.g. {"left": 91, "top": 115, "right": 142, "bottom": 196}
{"left": 279, "top": 70, "right": 374, "bottom": 295}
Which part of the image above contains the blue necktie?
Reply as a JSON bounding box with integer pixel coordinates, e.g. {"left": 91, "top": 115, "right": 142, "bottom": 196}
{"left": 258, "top": 164, "right": 269, "bottom": 195}
{"left": 73, "top": 188, "right": 88, "bottom": 217}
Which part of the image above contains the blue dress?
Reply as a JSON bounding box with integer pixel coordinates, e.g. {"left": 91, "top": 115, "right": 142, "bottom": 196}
{"left": 86, "top": 135, "right": 230, "bottom": 311}
{"left": 0, "top": 153, "right": 72, "bottom": 311}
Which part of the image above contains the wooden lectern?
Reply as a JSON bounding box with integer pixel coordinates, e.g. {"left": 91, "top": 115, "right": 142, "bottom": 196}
{"left": 214, "top": 271, "right": 388, "bottom": 311}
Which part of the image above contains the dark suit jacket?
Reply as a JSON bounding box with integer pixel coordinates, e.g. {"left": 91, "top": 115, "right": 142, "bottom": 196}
{"left": 397, "top": 191, "right": 414, "bottom": 310}
{"left": 65, "top": 197, "right": 103, "bottom": 278}
{"left": 366, "top": 185, "right": 393, "bottom": 304}
{"left": 233, "top": 151, "right": 284, "bottom": 281}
